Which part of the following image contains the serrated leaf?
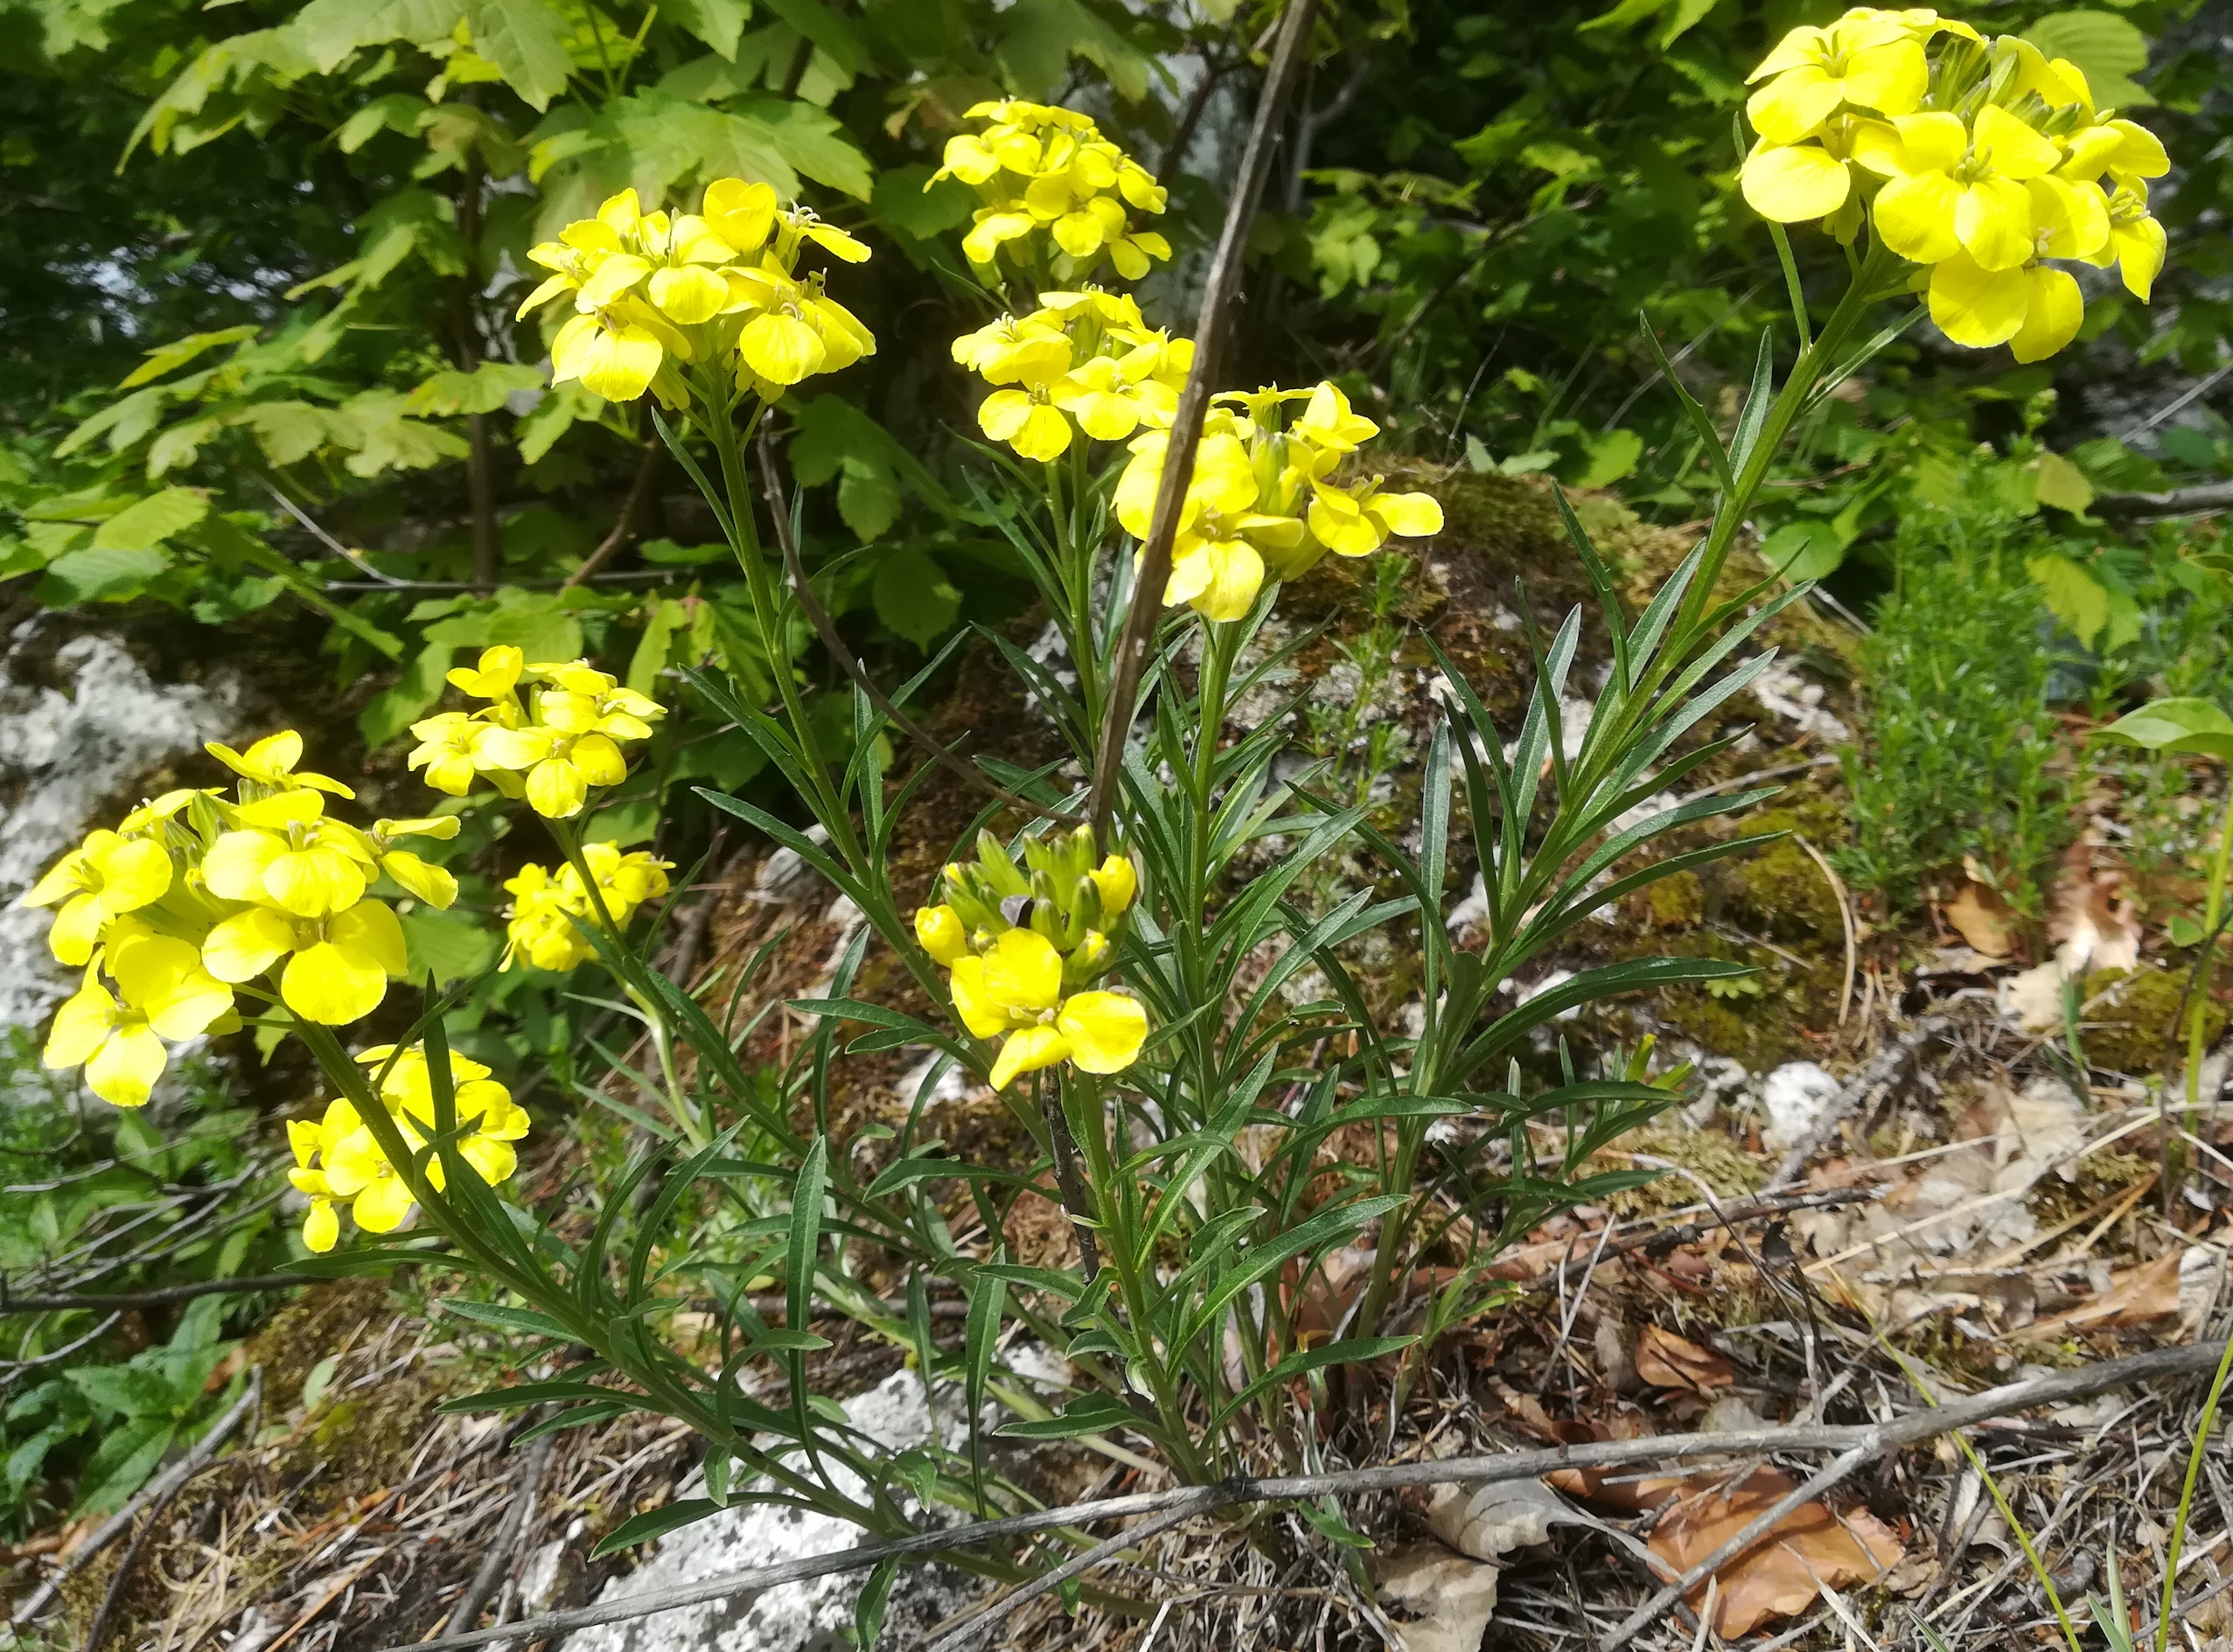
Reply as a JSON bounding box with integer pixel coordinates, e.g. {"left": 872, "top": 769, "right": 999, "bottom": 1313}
{"left": 118, "top": 326, "right": 257, "bottom": 390}
{"left": 872, "top": 547, "right": 959, "bottom": 648}
{"left": 94, "top": 488, "right": 207, "bottom": 550}
{"left": 38, "top": 547, "right": 169, "bottom": 604}
{"left": 461, "top": 0, "right": 574, "bottom": 110}
{"left": 2028, "top": 552, "right": 2109, "bottom": 648}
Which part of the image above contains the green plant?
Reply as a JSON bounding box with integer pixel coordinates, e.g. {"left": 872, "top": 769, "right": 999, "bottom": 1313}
{"left": 17, "top": 12, "right": 2191, "bottom": 1625}
{"left": 1839, "top": 525, "right": 2071, "bottom": 917}
{"left": 6, "top": 1296, "right": 241, "bottom": 1518}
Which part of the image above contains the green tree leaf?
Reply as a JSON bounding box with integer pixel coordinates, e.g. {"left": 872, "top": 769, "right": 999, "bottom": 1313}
{"left": 2034, "top": 450, "right": 2096, "bottom": 514}
{"left": 94, "top": 488, "right": 207, "bottom": 550}
{"left": 460, "top": 0, "right": 574, "bottom": 111}
{"left": 2094, "top": 697, "right": 2233, "bottom": 761}
{"left": 873, "top": 547, "right": 960, "bottom": 648}
{"left": 2027, "top": 552, "right": 2110, "bottom": 648}
{"left": 2025, "top": 11, "right": 2152, "bottom": 106}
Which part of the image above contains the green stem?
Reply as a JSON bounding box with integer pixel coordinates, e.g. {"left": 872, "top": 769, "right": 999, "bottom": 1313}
{"left": 2159, "top": 1330, "right": 2233, "bottom": 1650}
{"left": 2185, "top": 780, "right": 2233, "bottom": 1125}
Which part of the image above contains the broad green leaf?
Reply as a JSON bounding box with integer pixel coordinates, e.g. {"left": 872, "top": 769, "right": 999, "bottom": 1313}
{"left": 1759, "top": 519, "right": 1845, "bottom": 582}
{"left": 94, "top": 488, "right": 207, "bottom": 550}
{"left": 73, "top": 1417, "right": 172, "bottom": 1515}
{"left": 461, "top": 0, "right": 574, "bottom": 110}
{"left": 2095, "top": 696, "right": 2233, "bottom": 761}
{"left": 2026, "top": 11, "right": 2152, "bottom": 106}
{"left": 407, "top": 362, "right": 545, "bottom": 416}
{"left": 38, "top": 547, "right": 169, "bottom": 604}
{"left": 871, "top": 164, "right": 975, "bottom": 241}
{"left": 873, "top": 547, "right": 959, "bottom": 647}
{"left": 399, "top": 907, "right": 500, "bottom": 986}
{"left": 996, "top": 0, "right": 1150, "bottom": 101}
{"left": 2034, "top": 450, "right": 2096, "bottom": 514}
{"left": 1569, "top": 427, "right": 1643, "bottom": 489}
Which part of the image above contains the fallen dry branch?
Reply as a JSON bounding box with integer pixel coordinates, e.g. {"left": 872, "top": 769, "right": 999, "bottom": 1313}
{"left": 374, "top": 1337, "right": 2233, "bottom": 1652}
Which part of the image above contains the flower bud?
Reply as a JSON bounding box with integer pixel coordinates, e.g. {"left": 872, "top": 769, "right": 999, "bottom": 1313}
{"left": 1064, "top": 930, "right": 1112, "bottom": 986}
{"left": 915, "top": 904, "right": 969, "bottom": 967}
{"left": 1090, "top": 853, "right": 1136, "bottom": 919}
{"left": 975, "top": 828, "right": 1029, "bottom": 896}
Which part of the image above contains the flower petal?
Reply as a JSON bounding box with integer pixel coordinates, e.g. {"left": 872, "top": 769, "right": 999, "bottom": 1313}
{"left": 1056, "top": 991, "right": 1148, "bottom": 1074}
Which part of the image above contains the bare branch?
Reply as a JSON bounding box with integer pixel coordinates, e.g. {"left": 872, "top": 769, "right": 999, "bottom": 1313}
{"left": 1085, "top": 0, "right": 1320, "bottom": 842}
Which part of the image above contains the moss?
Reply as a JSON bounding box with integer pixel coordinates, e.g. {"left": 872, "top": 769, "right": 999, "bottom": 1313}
{"left": 2081, "top": 965, "right": 2228, "bottom": 1076}
{"left": 1640, "top": 870, "right": 1704, "bottom": 930}
{"left": 1601, "top": 1121, "right": 1767, "bottom": 1218}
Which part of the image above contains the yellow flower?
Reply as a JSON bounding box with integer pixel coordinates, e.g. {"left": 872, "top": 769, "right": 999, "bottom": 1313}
{"left": 936, "top": 99, "right": 1170, "bottom": 282}
{"left": 502, "top": 864, "right": 591, "bottom": 972}
{"left": 946, "top": 929, "right": 1147, "bottom": 1090}
{"left": 1050, "top": 354, "right": 1175, "bottom": 442}
{"left": 2080, "top": 184, "right": 2167, "bottom": 301}
{"left": 448, "top": 645, "right": 526, "bottom": 701}
{"left": 2057, "top": 118, "right": 2171, "bottom": 194}
{"left": 287, "top": 1108, "right": 352, "bottom": 1252}
{"left": 322, "top": 1115, "right": 416, "bottom": 1233}
{"left": 515, "top": 728, "right": 629, "bottom": 819}
{"left": 536, "top": 680, "right": 663, "bottom": 742}
{"left": 952, "top": 314, "right": 1072, "bottom": 387}
{"left": 42, "top": 934, "right": 234, "bottom": 1108}
{"left": 206, "top": 730, "right": 353, "bottom": 798}
{"left": 203, "top": 791, "right": 372, "bottom": 920}
{"left": 1088, "top": 854, "right": 1136, "bottom": 920}
{"left": 916, "top": 904, "right": 969, "bottom": 966}
{"left": 362, "top": 816, "right": 462, "bottom": 908}
{"left": 22, "top": 828, "right": 173, "bottom": 966}
{"left": 1854, "top": 106, "right": 2061, "bottom": 272}
{"left": 360, "top": 1045, "right": 530, "bottom": 1188}
{"left": 1927, "top": 253, "right": 2083, "bottom": 361}
{"left": 1740, "top": 131, "right": 1861, "bottom": 226}
{"left": 201, "top": 901, "right": 407, "bottom": 1025}
{"left": 979, "top": 387, "right": 1074, "bottom": 461}
{"left": 406, "top": 712, "right": 542, "bottom": 798}
{"left": 1117, "top": 429, "right": 1305, "bottom": 623}
{"left": 1292, "top": 383, "right": 1379, "bottom": 454}
{"left": 1304, "top": 474, "right": 1446, "bottom": 559}
{"left": 701, "top": 178, "right": 779, "bottom": 260}
{"left": 550, "top": 298, "right": 691, "bottom": 404}
{"left": 1746, "top": 12, "right": 1928, "bottom": 145}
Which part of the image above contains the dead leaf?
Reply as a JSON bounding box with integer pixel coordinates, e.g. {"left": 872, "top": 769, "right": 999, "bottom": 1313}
{"left": 1427, "top": 1477, "right": 1598, "bottom": 1561}
{"left": 1544, "top": 1464, "right": 1685, "bottom": 1515}
{"left": 2029, "top": 1252, "right": 2182, "bottom": 1334}
{"left": 1378, "top": 1544, "right": 1502, "bottom": 1652}
{"left": 1648, "top": 1468, "right": 1904, "bottom": 1637}
{"left": 1635, "top": 1324, "right": 1734, "bottom": 1393}
{"left": 1943, "top": 882, "right": 2015, "bottom": 958}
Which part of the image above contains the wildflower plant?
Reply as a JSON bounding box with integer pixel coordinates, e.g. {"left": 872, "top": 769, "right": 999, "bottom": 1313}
{"left": 20, "top": 31, "right": 2179, "bottom": 1617}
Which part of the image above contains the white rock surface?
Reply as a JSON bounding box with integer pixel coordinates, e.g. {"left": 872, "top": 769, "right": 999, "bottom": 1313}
{"left": 0, "top": 628, "right": 237, "bottom": 1031}
{"left": 563, "top": 1370, "right": 979, "bottom": 1652}
{"left": 1760, "top": 1061, "right": 1843, "bottom": 1150}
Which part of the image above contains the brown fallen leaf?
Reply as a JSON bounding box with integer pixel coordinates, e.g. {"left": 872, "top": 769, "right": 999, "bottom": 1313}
{"left": 1649, "top": 1468, "right": 1903, "bottom": 1637}
{"left": 1378, "top": 1544, "right": 1502, "bottom": 1652}
{"left": 1635, "top": 1324, "right": 1734, "bottom": 1393}
{"left": 2029, "top": 1251, "right": 2182, "bottom": 1334}
{"left": 1943, "top": 881, "right": 2015, "bottom": 958}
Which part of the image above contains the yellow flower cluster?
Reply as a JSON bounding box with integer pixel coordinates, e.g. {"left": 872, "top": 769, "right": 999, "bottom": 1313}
{"left": 1739, "top": 8, "right": 2169, "bottom": 361}
{"left": 933, "top": 100, "right": 1171, "bottom": 282}
{"left": 288, "top": 1044, "right": 528, "bottom": 1251}
{"left": 1114, "top": 384, "right": 1444, "bottom": 623}
{"left": 25, "top": 732, "right": 457, "bottom": 1104}
{"left": 520, "top": 180, "right": 875, "bottom": 404}
{"left": 914, "top": 826, "right": 1147, "bottom": 1091}
{"left": 408, "top": 646, "right": 663, "bottom": 820}
{"left": 953, "top": 288, "right": 1193, "bottom": 462}
{"left": 501, "top": 844, "right": 673, "bottom": 972}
